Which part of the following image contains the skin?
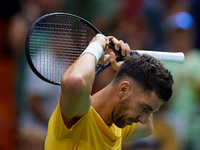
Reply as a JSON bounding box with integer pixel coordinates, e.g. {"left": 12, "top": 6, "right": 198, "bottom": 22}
{"left": 91, "top": 78, "right": 163, "bottom": 141}
{"left": 60, "top": 34, "right": 163, "bottom": 141}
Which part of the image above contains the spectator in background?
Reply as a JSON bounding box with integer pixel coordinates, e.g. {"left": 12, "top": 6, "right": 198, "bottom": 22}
{"left": 6, "top": 0, "right": 63, "bottom": 149}
{"left": 163, "top": 11, "right": 200, "bottom": 150}
{"left": 0, "top": 0, "right": 21, "bottom": 149}
{"left": 9, "top": 0, "right": 63, "bottom": 114}
{"left": 111, "top": 0, "right": 154, "bottom": 50}
{"left": 63, "top": 0, "right": 121, "bottom": 34}
{"left": 191, "top": 0, "right": 200, "bottom": 49}
{"left": 17, "top": 65, "right": 61, "bottom": 150}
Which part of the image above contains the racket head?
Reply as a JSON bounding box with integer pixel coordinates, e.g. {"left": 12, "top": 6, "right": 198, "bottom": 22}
{"left": 25, "top": 13, "right": 101, "bottom": 85}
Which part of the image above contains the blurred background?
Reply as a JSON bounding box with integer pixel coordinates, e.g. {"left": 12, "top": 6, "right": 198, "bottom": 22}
{"left": 0, "top": 0, "right": 200, "bottom": 149}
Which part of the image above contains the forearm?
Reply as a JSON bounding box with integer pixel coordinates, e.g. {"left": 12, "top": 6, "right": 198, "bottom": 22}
{"left": 61, "top": 40, "right": 107, "bottom": 91}
{"left": 62, "top": 53, "right": 97, "bottom": 93}
{"left": 125, "top": 114, "right": 154, "bottom": 142}
{"left": 60, "top": 54, "right": 96, "bottom": 101}
{"left": 139, "top": 113, "right": 154, "bottom": 137}
{"left": 60, "top": 40, "right": 105, "bottom": 120}
{"left": 61, "top": 36, "right": 108, "bottom": 95}
{"left": 60, "top": 34, "right": 109, "bottom": 124}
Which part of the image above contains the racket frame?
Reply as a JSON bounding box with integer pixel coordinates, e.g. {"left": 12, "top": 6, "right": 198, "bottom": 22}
{"left": 25, "top": 12, "right": 102, "bottom": 85}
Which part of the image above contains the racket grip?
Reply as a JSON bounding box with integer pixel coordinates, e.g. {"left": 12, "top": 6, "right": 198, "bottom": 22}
{"left": 108, "top": 41, "right": 115, "bottom": 50}
{"left": 132, "top": 50, "right": 185, "bottom": 64}
{"left": 109, "top": 41, "right": 184, "bottom": 64}
{"left": 109, "top": 41, "right": 137, "bottom": 55}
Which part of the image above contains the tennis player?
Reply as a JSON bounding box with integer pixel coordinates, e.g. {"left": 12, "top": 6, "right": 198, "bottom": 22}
{"left": 45, "top": 34, "right": 173, "bottom": 149}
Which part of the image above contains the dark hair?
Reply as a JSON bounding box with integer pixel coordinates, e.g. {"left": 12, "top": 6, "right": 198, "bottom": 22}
{"left": 113, "top": 54, "right": 174, "bottom": 101}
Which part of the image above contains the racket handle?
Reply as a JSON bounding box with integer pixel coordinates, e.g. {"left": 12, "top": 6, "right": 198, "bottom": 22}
{"left": 109, "top": 41, "right": 115, "bottom": 49}
{"left": 109, "top": 41, "right": 137, "bottom": 55}
{"left": 95, "top": 50, "right": 184, "bottom": 76}
{"left": 109, "top": 41, "right": 184, "bottom": 64}
{"left": 132, "top": 50, "right": 185, "bottom": 64}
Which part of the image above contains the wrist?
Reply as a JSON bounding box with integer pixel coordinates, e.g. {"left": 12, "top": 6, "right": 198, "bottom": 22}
{"left": 81, "top": 42, "right": 103, "bottom": 65}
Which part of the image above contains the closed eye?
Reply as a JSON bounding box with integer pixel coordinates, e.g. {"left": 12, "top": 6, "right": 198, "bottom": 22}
{"left": 141, "top": 105, "right": 150, "bottom": 113}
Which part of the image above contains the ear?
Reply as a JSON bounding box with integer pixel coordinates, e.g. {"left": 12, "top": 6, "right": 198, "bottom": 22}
{"left": 119, "top": 81, "right": 131, "bottom": 98}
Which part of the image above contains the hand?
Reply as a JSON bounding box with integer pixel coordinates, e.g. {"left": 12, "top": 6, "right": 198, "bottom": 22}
{"left": 108, "top": 36, "right": 130, "bottom": 57}
{"left": 90, "top": 34, "right": 109, "bottom": 51}
{"left": 106, "top": 36, "right": 131, "bottom": 70}
{"left": 90, "top": 34, "right": 109, "bottom": 64}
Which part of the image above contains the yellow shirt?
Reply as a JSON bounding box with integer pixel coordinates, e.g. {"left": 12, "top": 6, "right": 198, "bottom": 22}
{"left": 45, "top": 102, "right": 136, "bottom": 150}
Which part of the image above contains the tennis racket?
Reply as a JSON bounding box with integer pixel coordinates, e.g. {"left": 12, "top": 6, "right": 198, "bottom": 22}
{"left": 25, "top": 12, "right": 184, "bottom": 85}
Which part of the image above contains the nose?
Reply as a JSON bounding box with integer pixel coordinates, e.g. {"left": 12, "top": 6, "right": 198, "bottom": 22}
{"left": 137, "top": 114, "right": 149, "bottom": 124}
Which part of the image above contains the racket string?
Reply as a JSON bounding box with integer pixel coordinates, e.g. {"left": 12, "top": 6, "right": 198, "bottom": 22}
{"left": 29, "top": 15, "right": 97, "bottom": 83}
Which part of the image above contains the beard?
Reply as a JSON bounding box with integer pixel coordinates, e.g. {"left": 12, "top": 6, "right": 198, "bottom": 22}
{"left": 112, "top": 97, "right": 138, "bottom": 128}
{"left": 113, "top": 114, "right": 126, "bottom": 128}
{"left": 112, "top": 98, "right": 130, "bottom": 128}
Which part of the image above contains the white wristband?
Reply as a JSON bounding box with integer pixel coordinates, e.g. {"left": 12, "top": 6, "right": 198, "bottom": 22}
{"left": 81, "top": 42, "right": 103, "bottom": 65}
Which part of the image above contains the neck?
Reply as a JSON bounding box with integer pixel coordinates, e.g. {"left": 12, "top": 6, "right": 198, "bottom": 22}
{"left": 91, "top": 84, "right": 116, "bottom": 126}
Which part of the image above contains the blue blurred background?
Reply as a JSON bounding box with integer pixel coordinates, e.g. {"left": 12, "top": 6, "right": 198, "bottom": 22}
{"left": 0, "top": 0, "right": 200, "bottom": 149}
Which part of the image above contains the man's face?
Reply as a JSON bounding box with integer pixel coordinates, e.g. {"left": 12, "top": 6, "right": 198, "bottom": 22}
{"left": 112, "top": 91, "right": 163, "bottom": 128}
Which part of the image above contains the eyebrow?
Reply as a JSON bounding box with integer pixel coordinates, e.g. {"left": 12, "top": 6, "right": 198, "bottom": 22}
{"left": 147, "top": 104, "right": 160, "bottom": 113}
{"left": 144, "top": 103, "right": 154, "bottom": 112}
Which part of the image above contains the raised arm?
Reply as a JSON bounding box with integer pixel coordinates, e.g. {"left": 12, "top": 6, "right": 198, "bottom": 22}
{"left": 125, "top": 114, "right": 154, "bottom": 142}
{"left": 60, "top": 34, "right": 109, "bottom": 128}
